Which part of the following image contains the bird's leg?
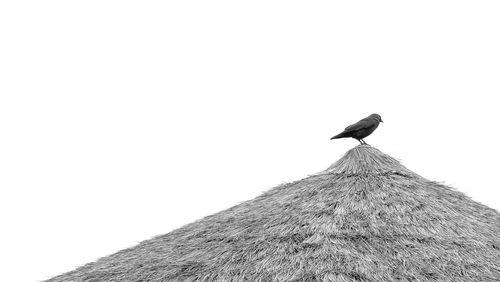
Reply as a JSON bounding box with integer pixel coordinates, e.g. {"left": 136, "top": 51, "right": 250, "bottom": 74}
{"left": 358, "top": 139, "right": 364, "bottom": 145}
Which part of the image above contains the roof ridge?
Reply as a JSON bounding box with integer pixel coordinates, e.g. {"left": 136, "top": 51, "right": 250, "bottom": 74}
{"left": 319, "top": 145, "right": 416, "bottom": 176}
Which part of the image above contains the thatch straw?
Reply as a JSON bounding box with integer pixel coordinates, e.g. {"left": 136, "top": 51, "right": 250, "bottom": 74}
{"left": 46, "top": 145, "right": 500, "bottom": 281}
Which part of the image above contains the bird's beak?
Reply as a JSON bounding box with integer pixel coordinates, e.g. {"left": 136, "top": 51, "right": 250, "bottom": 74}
{"left": 380, "top": 120, "right": 384, "bottom": 123}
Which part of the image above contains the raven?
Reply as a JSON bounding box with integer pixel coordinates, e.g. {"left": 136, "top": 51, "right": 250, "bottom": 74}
{"left": 330, "top": 114, "right": 383, "bottom": 145}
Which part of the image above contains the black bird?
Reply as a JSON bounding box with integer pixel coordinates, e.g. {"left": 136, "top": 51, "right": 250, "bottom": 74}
{"left": 330, "top": 113, "right": 383, "bottom": 145}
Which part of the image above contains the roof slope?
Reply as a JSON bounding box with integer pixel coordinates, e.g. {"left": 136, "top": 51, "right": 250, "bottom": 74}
{"left": 47, "top": 145, "right": 500, "bottom": 282}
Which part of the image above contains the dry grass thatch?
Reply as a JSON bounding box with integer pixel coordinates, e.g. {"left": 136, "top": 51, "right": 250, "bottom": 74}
{"left": 47, "top": 145, "right": 500, "bottom": 281}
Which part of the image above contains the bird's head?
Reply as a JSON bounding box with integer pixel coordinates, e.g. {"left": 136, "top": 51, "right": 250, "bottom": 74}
{"left": 370, "top": 113, "right": 383, "bottom": 123}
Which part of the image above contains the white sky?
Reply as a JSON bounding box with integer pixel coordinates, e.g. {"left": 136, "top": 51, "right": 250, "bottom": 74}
{"left": 1, "top": 1, "right": 499, "bottom": 281}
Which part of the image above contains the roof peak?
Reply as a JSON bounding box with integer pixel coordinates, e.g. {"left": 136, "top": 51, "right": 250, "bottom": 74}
{"left": 322, "top": 145, "right": 414, "bottom": 176}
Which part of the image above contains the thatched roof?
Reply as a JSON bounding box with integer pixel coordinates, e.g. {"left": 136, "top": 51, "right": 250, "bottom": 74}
{"left": 47, "top": 145, "right": 500, "bottom": 282}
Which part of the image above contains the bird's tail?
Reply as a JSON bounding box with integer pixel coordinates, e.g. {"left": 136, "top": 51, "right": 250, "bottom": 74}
{"left": 330, "top": 132, "right": 348, "bottom": 140}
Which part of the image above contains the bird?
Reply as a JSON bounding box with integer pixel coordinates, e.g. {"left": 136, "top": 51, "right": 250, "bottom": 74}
{"left": 330, "top": 113, "right": 383, "bottom": 145}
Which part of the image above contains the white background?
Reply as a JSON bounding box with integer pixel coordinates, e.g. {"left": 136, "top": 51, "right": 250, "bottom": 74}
{"left": 1, "top": 1, "right": 499, "bottom": 281}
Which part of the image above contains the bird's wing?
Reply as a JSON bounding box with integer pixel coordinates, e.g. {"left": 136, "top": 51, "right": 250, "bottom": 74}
{"left": 344, "top": 118, "right": 373, "bottom": 132}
